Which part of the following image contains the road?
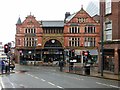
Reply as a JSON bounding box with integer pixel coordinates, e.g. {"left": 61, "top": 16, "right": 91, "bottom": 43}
{"left": 0, "top": 64, "right": 120, "bottom": 89}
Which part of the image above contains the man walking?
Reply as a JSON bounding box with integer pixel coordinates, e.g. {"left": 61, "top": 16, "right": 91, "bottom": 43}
{"left": 5, "top": 61, "right": 9, "bottom": 74}
{"left": 59, "top": 60, "right": 64, "bottom": 72}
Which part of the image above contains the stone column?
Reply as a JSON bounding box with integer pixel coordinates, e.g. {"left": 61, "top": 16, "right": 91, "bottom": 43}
{"left": 114, "top": 48, "right": 119, "bottom": 74}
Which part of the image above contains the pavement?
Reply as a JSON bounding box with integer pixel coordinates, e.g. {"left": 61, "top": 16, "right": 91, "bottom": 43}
{"left": 0, "top": 64, "right": 119, "bottom": 81}
{"left": 63, "top": 65, "right": 120, "bottom": 81}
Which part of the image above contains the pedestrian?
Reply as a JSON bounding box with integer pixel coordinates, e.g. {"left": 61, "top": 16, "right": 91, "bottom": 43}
{"left": 10, "top": 60, "right": 15, "bottom": 71}
{"left": 69, "top": 62, "right": 74, "bottom": 71}
{"left": 5, "top": 61, "right": 9, "bottom": 74}
{"left": 1, "top": 60, "right": 5, "bottom": 74}
{"left": 59, "top": 60, "right": 64, "bottom": 72}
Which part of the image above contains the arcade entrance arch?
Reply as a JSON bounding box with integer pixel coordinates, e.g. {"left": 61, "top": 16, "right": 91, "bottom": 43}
{"left": 43, "top": 39, "right": 64, "bottom": 63}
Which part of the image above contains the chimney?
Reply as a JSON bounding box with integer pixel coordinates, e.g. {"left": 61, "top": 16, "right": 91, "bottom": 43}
{"left": 64, "top": 12, "right": 71, "bottom": 23}
{"left": 65, "top": 12, "right": 70, "bottom": 19}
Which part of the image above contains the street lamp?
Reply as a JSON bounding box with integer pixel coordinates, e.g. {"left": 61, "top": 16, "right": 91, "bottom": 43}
{"left": 100, "top": 1, "right": 104, "bottom": 76}
{"left": 34, "top": 38, "right": 37, "bottom": 66}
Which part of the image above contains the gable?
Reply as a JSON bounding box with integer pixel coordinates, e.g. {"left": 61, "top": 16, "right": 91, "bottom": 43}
{"left": 22, "top": 15, "right": 40, "bottom": 27}
{"left": 66, "top": 8, "right": 97, "bottom": 24}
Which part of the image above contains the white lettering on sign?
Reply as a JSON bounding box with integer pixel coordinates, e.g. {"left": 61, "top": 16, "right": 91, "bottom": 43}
{"left": 70, "top": 59, "right": 77, "bottom": 62}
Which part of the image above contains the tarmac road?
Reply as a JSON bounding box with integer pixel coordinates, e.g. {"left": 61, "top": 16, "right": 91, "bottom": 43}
{"left": 0, "top": 65, "right": 119, "bottom": 89}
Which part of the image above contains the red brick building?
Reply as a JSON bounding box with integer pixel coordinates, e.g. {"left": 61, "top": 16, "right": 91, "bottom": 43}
{"left": 99, "top": 0, "right": 120, "bottom": 74}
{"left": 15, "top": 7, "right": 100, "bottom": 65}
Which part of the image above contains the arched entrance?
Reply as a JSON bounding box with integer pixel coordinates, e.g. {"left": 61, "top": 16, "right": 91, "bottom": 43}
{"left": 43, "top": 39, "right": 64, "bottom": 63}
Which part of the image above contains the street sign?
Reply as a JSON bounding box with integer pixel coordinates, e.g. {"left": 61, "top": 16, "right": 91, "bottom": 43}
{"left": 70, "top": 59, "right": 77, "bottom": 62}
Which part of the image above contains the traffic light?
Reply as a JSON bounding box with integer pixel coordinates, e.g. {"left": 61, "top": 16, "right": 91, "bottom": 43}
{"left": 82, "top": 51, "right": 88, "bottom": 56}
{"left": 4, "top": 44, "right": 9, "bottom": 53}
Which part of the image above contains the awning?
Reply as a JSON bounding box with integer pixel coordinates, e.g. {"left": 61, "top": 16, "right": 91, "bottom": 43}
{"left": 89, "top": 50, "right": 98, "bottom": 55}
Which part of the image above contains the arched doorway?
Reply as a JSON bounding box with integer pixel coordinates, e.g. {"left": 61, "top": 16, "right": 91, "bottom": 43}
{"left": 43, "top": 39, "right": 64, "bottom": 63}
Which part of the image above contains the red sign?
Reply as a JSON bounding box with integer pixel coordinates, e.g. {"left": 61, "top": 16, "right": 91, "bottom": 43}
{"left": 84, "top": 52, "right": 88, "bottom": 56}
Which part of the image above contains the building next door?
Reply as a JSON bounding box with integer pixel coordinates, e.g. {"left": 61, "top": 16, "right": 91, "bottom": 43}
{"left": 43, "top": 39, "right": 64, "bottom": 63}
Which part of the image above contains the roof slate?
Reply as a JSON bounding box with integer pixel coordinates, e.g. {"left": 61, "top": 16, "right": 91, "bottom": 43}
{"left": 41, "top": 21, "right": 64, "bottom": 27}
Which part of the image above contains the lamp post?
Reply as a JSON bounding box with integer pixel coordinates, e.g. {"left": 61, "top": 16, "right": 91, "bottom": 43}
{"left": 34, "top": 38, "right": 37, "bottom": 66}
{"left": 100, "top": 1, "right": 104, "bottom": 76}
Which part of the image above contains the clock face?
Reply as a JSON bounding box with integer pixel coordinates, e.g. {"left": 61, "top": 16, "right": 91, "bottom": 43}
{"left": 51, "top": 40, "right": 55, "bottom": 43}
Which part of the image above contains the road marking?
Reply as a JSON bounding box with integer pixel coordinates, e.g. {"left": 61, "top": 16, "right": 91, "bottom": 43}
{"left": 11, "top": 83, "right": 15, "bottom": 88}
{"left": 109, "top": 85, "right": 120, "bottom": 88}
{"left": 65, "top": 76, "right": 84, "bottom": 81}
{"left": 48, "top": 82, "right": 55, "bottom": 86}
{"left": 96, "top": 82, "right": 109, "bottom": 87}
{"left": 30, "top": 75, "right": 34, "bottom": 77}
{"left": 96, "top": 82, "right": 120, "bottom": 88}
{"left": 35, "top": 77, "right": 39, "bottom": 79}
{"left": 78, "top": 78, "right": 84, "bottom": 80}
{"left": 5, "top": 77, "right": 15, "bottom": 88}
{"left": 27, "top": 73, "right": 31, "bottom": 76}
{"left": 41, "top": 79, "right": 46, "bottom": 82}
{"left": 19, "top": 84, "right": 26, "bottom": 88}
{"left": 0, "top": 77, "right": 5, "bottom": 88}
{"left": 57, "top": 85, "right": 63, "bottom": 88}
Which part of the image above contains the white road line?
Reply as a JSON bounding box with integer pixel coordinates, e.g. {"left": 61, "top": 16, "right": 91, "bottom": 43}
{"left": 35, "top": 77, "right": 39, "bottom": 79}
{"left": 109, "top": 85, "right": 120, "bottom": 88}
{"left": 6, "top": 77, "right": 15, "bottom": 88}
{"left": 96, "top": 82, "right": 120, "bottom": 88}
{"left": 30, "top": 75, "right": 34, "bottom": 77}
{"left": 19, "top": 84, "right": 26, "bottom": 88}
{"left": 0, "top": 77, "right": 5, "bottom": 88}
{"left": 41, "top": 79, "right": 46, "bottom": 82}
{"left": 0, "top": 85, "right": 1, "bottom": 90}
{"left": 26, "top": 73, "right": 31, "bottom": 76}
{"left": 11, "top": 83, "right": 15, "bottom": 88}
{"left": 96, "top": 82, "right": 109, "bottom": 87}
{"left": 66, "top": 76, "right": 84, "bottom": 81}
{"left": 48, "top": 82, "right": 55, "bottom": 86}
{"left": 78, "top": 78, "right": 84, "bottom": 80}
{"left": 57, "top": 85, "right": 63, "bottom": 89}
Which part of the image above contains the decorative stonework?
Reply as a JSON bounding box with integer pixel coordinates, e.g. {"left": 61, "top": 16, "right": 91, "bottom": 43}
{"left": 42, "top": 36, "right": 64, "bottom": 47}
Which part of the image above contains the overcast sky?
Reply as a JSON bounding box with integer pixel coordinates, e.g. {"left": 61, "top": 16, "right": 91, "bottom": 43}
{"left": 0, "top": 0, "right": 98, "bottom": 44}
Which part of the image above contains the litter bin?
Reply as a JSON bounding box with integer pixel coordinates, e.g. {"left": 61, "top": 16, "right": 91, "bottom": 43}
{"left": 84, "top": 64, "right": 90, "bottom": 75}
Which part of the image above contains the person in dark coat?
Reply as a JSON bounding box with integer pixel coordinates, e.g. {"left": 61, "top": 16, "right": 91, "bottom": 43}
{"left": 59, "top": 60, "right": 64, "bottom": 72}
{"left": 5, "top": 61, "right": 9, "bottom": 74}
{"left": 1, "top": 60, "right": 5, "bottom": 74}
{"left": 70, "top": 62, "right": 74, "bottom": 71}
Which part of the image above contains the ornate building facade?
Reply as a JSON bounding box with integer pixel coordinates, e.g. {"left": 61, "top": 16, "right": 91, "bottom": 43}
{"left": 15, "top": 7, "right": 100, "bottom": 65}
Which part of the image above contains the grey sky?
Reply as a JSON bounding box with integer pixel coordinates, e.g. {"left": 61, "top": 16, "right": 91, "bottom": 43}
{"left": 0, "top": 0, "right": 98, "bottom": 44}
